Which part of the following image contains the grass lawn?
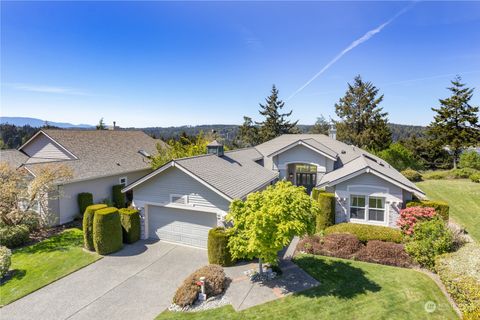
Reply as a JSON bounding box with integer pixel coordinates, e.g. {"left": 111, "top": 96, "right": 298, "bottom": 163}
{"left": 156, "top": 255, "right": 458, "bottom": 320}
{"left": 417, "top": 179, "right": 480, "bottom": 242}
{"left": 0, "top": 228, "right": 101, "bottom": 306}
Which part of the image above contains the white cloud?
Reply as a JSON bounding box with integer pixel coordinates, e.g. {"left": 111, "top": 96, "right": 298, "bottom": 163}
{"left": 6, "top": 83, "right": 88, "bottom": 95}
{"left": 288, "top": 2, "right": 416, "bottom": 100}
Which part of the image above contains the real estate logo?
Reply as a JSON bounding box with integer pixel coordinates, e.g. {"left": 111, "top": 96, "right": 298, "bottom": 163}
{"left": 424, "top": 301, "right": 437, "bottom": 313}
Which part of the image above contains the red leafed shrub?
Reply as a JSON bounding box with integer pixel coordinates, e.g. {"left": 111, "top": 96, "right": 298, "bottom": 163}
{"left": 356, "top": 240, "right": 412, "bottom": 267}
{"left": 397, "top": 206, "right": 436, "bottom": 235}
{"left": 321, "top": 233, "right": 363, "bottom": 259}
{"left": 296, "top": 235, "right": 323, "bottom": 255}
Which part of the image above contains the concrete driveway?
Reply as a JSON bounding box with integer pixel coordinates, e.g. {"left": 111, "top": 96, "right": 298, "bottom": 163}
{"left": 1, "top": 241, "right": 208, "bottom": 320}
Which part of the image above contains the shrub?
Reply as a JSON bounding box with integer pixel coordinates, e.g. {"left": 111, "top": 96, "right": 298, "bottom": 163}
{"left": 356, "top": 240, "right": 411, "bottom": 267}
{"left": 315, "top": 193, "right": 335, "bottom": 232}
{"left": 470, "top": 172, "right": 480, "bottom": 183}
{"left": 82, "top": 204, "right": 107, "bottom": 251}
{"left": 208, "top": 227, "right": 234, "bottom": 266}
{"left": 397, "top": 206, "right": 436, "bottom": 236}
{"left": 406, "top": 200, "right": 449, "bottom": 221}
{"left": 296, "top": 235, "right": 323, "bottom": 255}
{"left": 173, "top": 264, "right": 226, "bottom": 307}
{"left": 112, "top": 184, "right": 126, "bottom": 209}
{"left": 450, "top": 168, "right": 478, "bottom": 179}
{"left": 422, "top": 170, "right": 448, "bottom": 180}
{"left": 0, "top": 245, "right": 12, "bottom": 278}
{"left": 311, "top": 188, "right": 321, "bottom": 201}
{"left": 0, "top": 224, "right": 30, "bottom": 248}
{"left": 324, "top": 223, "right": 403, "bottom": 243}
{"left": 119, "top": 208, "right": 141, "bottom": 244}
{"left": 401, "top": 168, "right": 422, "bottom": 182}
{"left": 405, "top": 217, "right": 453, "bottom": 269}
{"left": 320, "top": 233, "right": 362, "bottom": 259}
{"left": 77, "top": 193, "right": 93, "bottom": 216}
{"left": 93, "top": 207, "right": 123, "bottom": 255}
{"left": 459, "top": 150, "right": 480, "bottom": 170}
{"left": 435, "top": 243, "right": 480, "bottom": 316}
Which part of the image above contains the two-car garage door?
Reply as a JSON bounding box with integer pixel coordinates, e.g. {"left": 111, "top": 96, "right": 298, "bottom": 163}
{"left": 148, "top": 206, "right": 217, "bottom": 248}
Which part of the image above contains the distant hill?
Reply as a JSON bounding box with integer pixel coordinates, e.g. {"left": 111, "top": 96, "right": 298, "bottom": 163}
{"left": 0, "top": 117, "right": 94, "bottom": 129}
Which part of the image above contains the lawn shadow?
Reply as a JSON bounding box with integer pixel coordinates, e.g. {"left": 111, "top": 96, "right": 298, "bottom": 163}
{"left": 0, "top": 269, "right": 26, "bottom": 286}
{"left": 16, "top": 230, "right": 82, "bottom": 255}
{"left": 293, "top": 255, "right": 381, "bottom": 299}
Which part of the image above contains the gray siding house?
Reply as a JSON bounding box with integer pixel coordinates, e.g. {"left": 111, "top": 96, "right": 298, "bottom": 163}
{"left": 124, "top": 133, "right": 425, "bottom": 248}
{"left": 0, "top": 129, "right": 162, "bottom": 225}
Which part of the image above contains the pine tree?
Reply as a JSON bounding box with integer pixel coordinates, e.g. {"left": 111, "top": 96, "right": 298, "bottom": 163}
{"left": 335, "top": 75, "right": 392, "bottom": 151}
{"left": 96, "top": 118, "right": 106, "bottom": 130}
{"left": 310, "top": 115, "right": 330, "bottom": 135}
{"left": 256, "top": 85, "right": 298, "bottom": 142}
{"left": 428, "top": 76, "right": 479, "bottom": 168}
{"left": 237, "top": 116, "right": 260, "bottom": 147}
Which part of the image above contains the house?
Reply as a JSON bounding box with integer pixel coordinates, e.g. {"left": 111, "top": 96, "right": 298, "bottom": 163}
{"left": 123, "top": 132, "right": 425, "bottom": 248}
{"left": 0, "top": 129, "right": 162, "bottom": 225}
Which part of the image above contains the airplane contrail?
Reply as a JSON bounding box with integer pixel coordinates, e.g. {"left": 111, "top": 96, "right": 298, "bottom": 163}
{"left": 288, "top": 3, "right": 416, "bottom": 100}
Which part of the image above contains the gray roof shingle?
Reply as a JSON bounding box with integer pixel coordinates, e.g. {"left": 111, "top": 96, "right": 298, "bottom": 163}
{"left": 0, "top": 149, "right": 29, "bottom": 169}
{"left": 24, "top": 130, "right": 163, "bottom": 182}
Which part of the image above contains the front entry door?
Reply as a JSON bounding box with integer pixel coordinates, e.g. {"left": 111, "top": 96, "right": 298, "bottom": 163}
{"left": 296, "top": 172, "right": 317, "bottom": 194}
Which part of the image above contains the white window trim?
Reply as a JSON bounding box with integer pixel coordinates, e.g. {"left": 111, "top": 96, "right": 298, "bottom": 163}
{"left": 170, "top": 194, "right": 189, "bottom": 205}
{"left": 119, "top": 176, "right": 128, "bottom": 186}
{"left": 348, "top": 194, "right": 388, "bottom": 226}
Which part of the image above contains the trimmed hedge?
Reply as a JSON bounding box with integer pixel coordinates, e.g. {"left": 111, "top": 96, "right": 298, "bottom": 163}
{"left": 82, "top": 204, "right": 107, "bottom": 251}
{"left": 315, "top": 192, "right": 336, "bottom": 232}
{"left": 324, "top": 223, "right": 403, "bottom": 243}
{"left": 311, "top": 188, "right": 321, "bottom": 201}
{"left": 0, "top": 245, "right": 12, "bottom": 278}
{"left": 208, "top": 227, "right": 234, "bottom": 266}
{"left": 406, "top": 200, "right": 449, "bottom": 221}
{"left": 112, "top": 184, "right": 126, "bottom": 209}
{"left": 119, "top": 208, "right": 141, "bottom": 244}
{"left": 0, "top": 225, "right": 30, "bottom": 248}
{"left": 356, "top": 240, "right": 412, "bottom": 268}
{"left": 93, "top": 207, "right": 123, "bottom": 255}
{"left": 78, "top": 193, "right": 93, "bottom": 216}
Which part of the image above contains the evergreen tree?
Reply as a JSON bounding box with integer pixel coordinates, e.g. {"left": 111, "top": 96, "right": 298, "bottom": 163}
{"left": 237, "top": 116, "right": 260, "bottom": 147}
{"left": 335, "top": 75, "right": 392, "bottom": 151}
{"left": 256, "top": 85, "right": 298, "bottom": 142}
{"left": 96, "top": 118, "right": 107, "bottom": 130}
{"left": 310, "top": 115, "right": 330, "bottom": 135}
{"left": 428, "top": 76, "right": 479, "bottom": 168}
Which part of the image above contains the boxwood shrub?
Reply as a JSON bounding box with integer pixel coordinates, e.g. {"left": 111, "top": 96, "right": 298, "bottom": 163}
{"left": 315, "top": 192, "right": 336, "bottom": 232}
{"left": 208, "top": 227, "right": 234, "bottom": 266}
{"left": 77, "top": 192, "right": 93, "bottom": 216}
{"left": 112, "top": 184, "right": 126, "bottom": 209}
{"left": 0, "top": 245, "right": 12, "bottom": 278}
{"left": 93, "top": 207, "right": 123, "bottom": 255}
{"left": 324, "top": 223, "right": 403, "bottom": 243}
{"left": 406, "top": 200, "right": 449, "bottom": 221}
{"left": 119, "top": 208, "right": 141, "bottom": 244}
{"left": 0, "top": 225, "right": 30, "bottom": 248}
{"left": 311, "top": 188, "right": 321, "bottom": 201}
{"left": 82, "top": 204, "right": 108, "bottom": 251}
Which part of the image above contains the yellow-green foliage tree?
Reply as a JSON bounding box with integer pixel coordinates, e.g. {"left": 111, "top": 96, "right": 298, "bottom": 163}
{"left": 227, "top": 181, "right": 317, "bottom": 273}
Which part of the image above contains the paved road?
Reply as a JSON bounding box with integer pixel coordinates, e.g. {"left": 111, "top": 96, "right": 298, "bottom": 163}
{"left": 1, "top": 241, "right": 208, "bottom": 320}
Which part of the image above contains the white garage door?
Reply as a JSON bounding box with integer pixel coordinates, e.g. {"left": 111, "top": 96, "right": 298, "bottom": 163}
{"left": 148, "top": 206, "right": 217, "bottom": 248}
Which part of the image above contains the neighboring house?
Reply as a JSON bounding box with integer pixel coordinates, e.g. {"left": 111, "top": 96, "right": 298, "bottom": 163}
{"left": 0, "top": 129, "right": 162, "bottom": 225}
{"left": 123, "top": 132, "right": 425, "bottom": 249}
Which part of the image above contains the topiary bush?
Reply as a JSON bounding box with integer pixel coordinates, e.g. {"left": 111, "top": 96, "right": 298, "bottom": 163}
{"left": 315, "top": 192, "right": 335, "bottom": 232}
{"left": 406, "top": 200, "right": 449, "bottom": 221}
{"left": 401, "top": 168, "right": 422, "bottom": 182}
{"left": 77, "top": 192, "right": 93, "bottom": 216}
{"left": 405, "top": 217, "right": 453, "bottom": 270}
{"left": 119, "top": 208, "right": 141, "bottom": 244}
{"left": 355, "top": 240, "right": 412, "bottom": 268}
{"left": 0, "top": 225, "right": 30, "bottom": 248}
{"left": 470, "top": 172, "right": 480, "bottom": 183}
{"left": 311, "top": 188, "right": 321, "bottom": 201}
{"left": 82, "top": 204, "right": 107, "bottom": 251}
{"left": 208, "top": 227, "right": 234, "bottom": 266}
{"left": 0, "top": 245, "right": 12, "bottom": 278}
{"left": 397, "top": 206, "right": 436, "bottom": 236}
{"left": 173, "top": 264, "right": 227, "bottom": 307}
{"left": 112, "top": 184, "right": 126, "bottom": 209}
{"left": 93, "top": 207, "right": 123, "bottom": 255}
{"left": 324, "top": 223, "right": 403, "bottom": 243}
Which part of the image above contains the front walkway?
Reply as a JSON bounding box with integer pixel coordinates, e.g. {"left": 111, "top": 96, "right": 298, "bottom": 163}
{"left": 0, "top": 241, "right": 208, "bottom": 320}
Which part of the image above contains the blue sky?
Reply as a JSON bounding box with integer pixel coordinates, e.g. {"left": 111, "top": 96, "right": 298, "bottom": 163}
{"left": 1, "top": 1, "right": 479, "bottom": 127}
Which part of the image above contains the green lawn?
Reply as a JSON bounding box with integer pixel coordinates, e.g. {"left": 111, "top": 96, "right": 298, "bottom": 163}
{"left": 0, "top": 228, "right": 101, "bottom": 306}
{"left": 417, "top": 179, "right": 480, "bottom": 242}
{"left": 156, "top": 255, "right": 458, "bottom": 320}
